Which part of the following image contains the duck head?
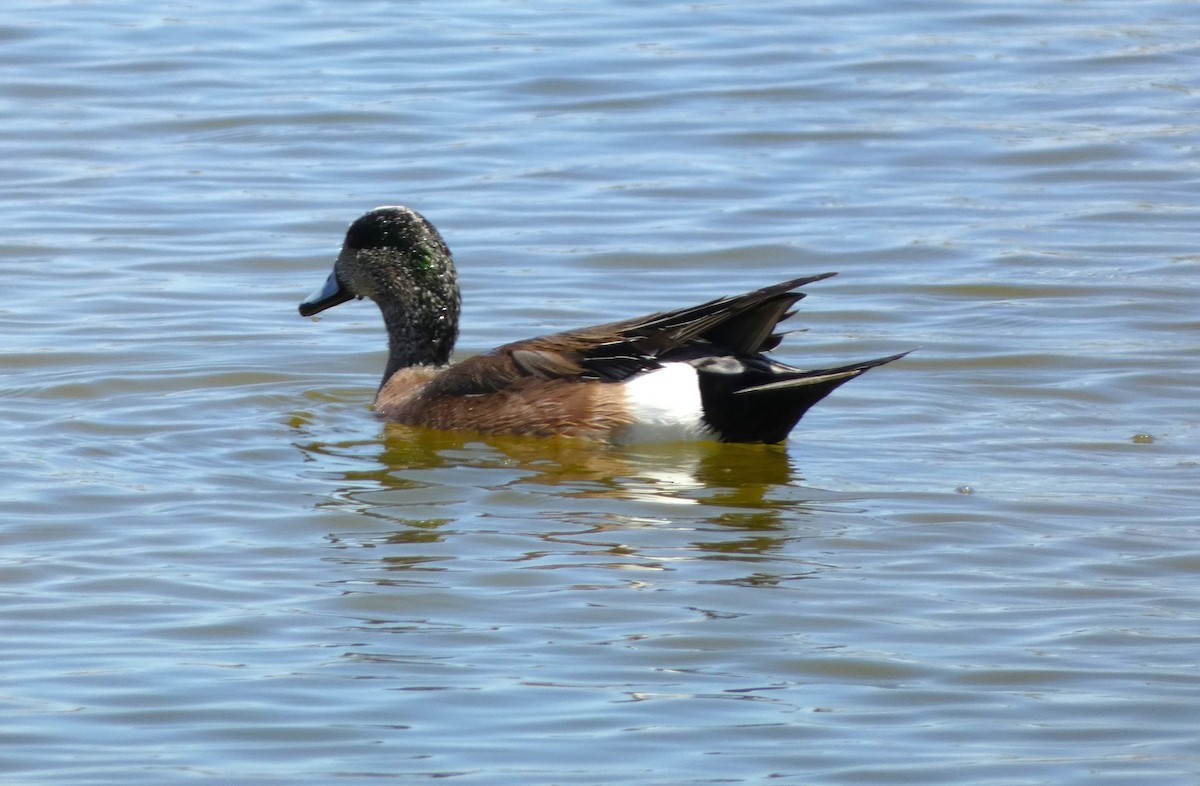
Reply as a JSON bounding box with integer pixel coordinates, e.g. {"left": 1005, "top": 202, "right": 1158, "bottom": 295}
{"left": 300, "top": 206, "right": 462, "bottom": 376}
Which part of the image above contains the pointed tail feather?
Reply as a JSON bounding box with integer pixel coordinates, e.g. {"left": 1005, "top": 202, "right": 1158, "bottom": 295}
{"left": 735, "top": 351, "right": 912, "bottom": 395}
{"left": 698, "top": 350, "right": 910, "bottom": 443}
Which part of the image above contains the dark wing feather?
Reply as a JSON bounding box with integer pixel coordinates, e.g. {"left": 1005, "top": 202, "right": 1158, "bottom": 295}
{"left": 421, "top": 274, "right": 837, "bottom": 395}
{"left": 570, "top": 272, "right": 836, "bottom": 380}
{"left": 584, "top": 273, "right": 833, "bottom": 349}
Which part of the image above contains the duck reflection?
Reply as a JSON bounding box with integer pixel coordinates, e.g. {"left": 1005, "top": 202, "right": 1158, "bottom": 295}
{"left": 299, "top": 422, "right": 856, "bottom": 578}
{"left": 368, "top": 423, "right": 805, "bottom": 511}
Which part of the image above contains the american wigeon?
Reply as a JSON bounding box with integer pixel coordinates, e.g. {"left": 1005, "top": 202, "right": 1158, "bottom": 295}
{"left": 300, "top": 206, "right": 906, "bottom": 443}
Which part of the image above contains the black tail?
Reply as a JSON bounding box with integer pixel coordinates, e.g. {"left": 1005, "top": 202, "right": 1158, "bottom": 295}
{"left": 696, "top": 351, "right": 910, "bottom": 443}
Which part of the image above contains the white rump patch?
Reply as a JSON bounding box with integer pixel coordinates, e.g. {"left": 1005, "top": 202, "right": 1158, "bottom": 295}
{"left": 615, "top": 363, "right": 711, "bottom": 444}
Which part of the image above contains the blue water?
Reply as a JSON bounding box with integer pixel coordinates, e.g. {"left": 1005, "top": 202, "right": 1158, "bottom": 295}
{"left": 3, "top": 1, "right": 1199, "bottom": 783}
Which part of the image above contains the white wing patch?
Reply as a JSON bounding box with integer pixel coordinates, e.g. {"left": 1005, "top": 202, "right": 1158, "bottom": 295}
{"left": 615, "top": 363, "right": 712, "bottom": 444}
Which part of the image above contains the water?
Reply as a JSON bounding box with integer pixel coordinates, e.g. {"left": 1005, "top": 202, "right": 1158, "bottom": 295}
{"left": 3, "top": 1, "right": 1199, "bottom": 783}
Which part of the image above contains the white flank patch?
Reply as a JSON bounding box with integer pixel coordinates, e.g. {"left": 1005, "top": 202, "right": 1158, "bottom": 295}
{"left": 615, "top": 363, "right": 712, "bottom": 444}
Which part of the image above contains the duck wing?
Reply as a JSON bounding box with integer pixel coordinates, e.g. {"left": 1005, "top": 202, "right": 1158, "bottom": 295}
{"left": 420, "top": 274, "right": 837, "bottom": 396}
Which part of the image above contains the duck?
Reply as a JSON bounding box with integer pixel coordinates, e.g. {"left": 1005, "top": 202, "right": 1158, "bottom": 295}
{"left": 299, "top": 205, "right": 906, "bottom": 444}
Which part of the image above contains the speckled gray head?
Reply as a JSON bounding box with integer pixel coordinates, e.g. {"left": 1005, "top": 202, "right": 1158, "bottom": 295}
{"left": 300, "top": 206, "right": 462, "bottom": 378}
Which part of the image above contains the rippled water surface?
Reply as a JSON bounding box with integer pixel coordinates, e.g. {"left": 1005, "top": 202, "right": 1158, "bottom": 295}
{"left": 3, "top": 1, "right": 1199, "bottom": 783}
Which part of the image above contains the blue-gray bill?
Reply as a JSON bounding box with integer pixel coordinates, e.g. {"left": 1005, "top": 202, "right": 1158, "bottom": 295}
{"left": 299, "top": 271, "right": 353, "bottom": 317}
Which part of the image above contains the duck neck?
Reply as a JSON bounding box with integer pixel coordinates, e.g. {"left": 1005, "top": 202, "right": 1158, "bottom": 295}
{"left": 377, "top": 292, "right": 460, "bottom": 387}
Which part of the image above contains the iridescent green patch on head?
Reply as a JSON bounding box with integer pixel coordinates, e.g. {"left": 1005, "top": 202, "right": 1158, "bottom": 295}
{"left": 409, "top": 247, "right": 441, "bottom": 283}
{"left": 345, "top": 207, "right": 453, "bottom": 284}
